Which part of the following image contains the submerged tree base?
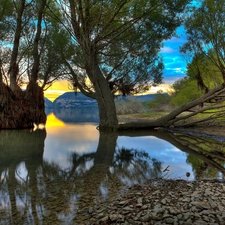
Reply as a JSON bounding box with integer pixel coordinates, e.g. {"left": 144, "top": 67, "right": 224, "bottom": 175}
{"left": 0, "top": 83, "right": 46, "bottom": 129}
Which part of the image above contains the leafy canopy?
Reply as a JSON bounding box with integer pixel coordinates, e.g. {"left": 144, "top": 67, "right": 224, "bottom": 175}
{"left": 60, "top": 0, "right": 190, "bottom": 95}
{"left": 181, "top": 0, "right": 225, "bottom": 82}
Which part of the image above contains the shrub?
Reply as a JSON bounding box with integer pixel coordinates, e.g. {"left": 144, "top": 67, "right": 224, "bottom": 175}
{"left": 115, "top": 97, "right": 146, "bottom": 114}
{"left": 146, "top": 92, "right": 173, "bottom": 112}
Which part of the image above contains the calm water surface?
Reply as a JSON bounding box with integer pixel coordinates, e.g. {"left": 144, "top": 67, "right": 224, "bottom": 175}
{"left": 0, "top": 109, "right": 225, "bottom": 224}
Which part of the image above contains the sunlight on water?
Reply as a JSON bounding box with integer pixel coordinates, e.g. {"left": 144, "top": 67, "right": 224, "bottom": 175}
{"left": 46, "top": 113, "right": 65, "bottom": 127}
{"left": 44, "top": 113, "right": 99, "bottom": 170}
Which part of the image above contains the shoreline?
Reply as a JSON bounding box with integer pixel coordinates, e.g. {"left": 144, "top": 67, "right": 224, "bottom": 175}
{"left": 118, "top": 114, "right": 225, "bottom": 140}
{"left": 74, "top": 179, "right": 225, "bottom": 224}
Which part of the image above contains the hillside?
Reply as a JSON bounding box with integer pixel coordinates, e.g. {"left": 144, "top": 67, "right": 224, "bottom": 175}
{"left": 45, "top": 92, "right": 156, "bottom": 109}
{"left": 44, "top": 97, "right": 53, "bottom": 108}
{"left": 53, "top": 108, "right": 99, "bottom": 123}
{"left": 53, "top": 92, "right": 98, "bottom": 109}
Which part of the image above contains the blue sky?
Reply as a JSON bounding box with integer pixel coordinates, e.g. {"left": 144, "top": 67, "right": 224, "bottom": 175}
{"left": 161, "top": 26, "right": 187, "bottom": 84}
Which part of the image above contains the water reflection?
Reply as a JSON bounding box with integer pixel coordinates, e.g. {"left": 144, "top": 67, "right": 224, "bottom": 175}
{"left": 162, "top": 131, "right": 225, "bottom": 180}
{"left": 113, "top": 147, "right": 162, "bottom": 186}
{"left": 0, "top": 111, "right": 225, "bottom": 224}
{"left": 49, "top": 108, "right": 99, "bottom": 124}
{"left": 0, "top": 129, "right": 46, "bottom": 225}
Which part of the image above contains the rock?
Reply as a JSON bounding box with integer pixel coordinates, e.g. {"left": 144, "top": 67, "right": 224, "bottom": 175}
{"left": 193, "top": 220, "right": 208, "bottom": 225}
{"left": 73, "top": 180, "right": 225, "bottom": 224}
{"left": 123, "top": 206, "right": 134, "bottom": 211}
{"left": 198, "top": 201, "right": 211, "bottom": 209}
{"left": 88, "top": 207, "right": 93, "bottom": 214}
{"left": 119, "top": 200, "right": 128, "bottom": 205}
{"left": 109, "top": 214, "right": 124, "bottom": 222}
{"left": 168, "top": 207, "right": 179, "bottom": 215}
{"left": 96, "top": 213, "right": 105, "bottom": 219}
{"left": 140, "top": 214, "right": 150, "bottom": 222}
{"left": 164, "top": 217, "right": 174, "bottom": 224}
{"left": 99, "top": 216, "right": 108, "bottom": 222}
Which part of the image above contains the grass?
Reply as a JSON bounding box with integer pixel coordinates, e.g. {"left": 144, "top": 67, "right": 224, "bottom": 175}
{"left": 140, "top": 112, "right": 168, "bottom": 118}
{"left": 116, "top": 97, "right": 225, "bottom": 126}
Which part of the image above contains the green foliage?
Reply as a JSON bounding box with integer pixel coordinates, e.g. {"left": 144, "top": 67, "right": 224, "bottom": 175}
{"left": 186, "top": 52, "right": 223, "bottom": 90}
{"left": 0, "top": 0, "right": 14, "bottom": 40}
{"left": 146, "top": 91, "right": 172, "bottom": 111}
{"left": 0, "top": 0, "right": 191, "bottom": 97}
{"left": 172, "top": 50, "right": 223, "bottom": 107}
{"left": 182, "top": 0, "right": 225, "bottom": 83}
{"left": 171, "top": 47, "right": 224, "bottom": 107}
{"left": 60, "top": 0, "right": 191, "bottom": 95}
{"left": 170, "top": 78, "right": 202, "bottom": 106}
{"left": 0, "top": 0, "right": 70, "bottom": 88}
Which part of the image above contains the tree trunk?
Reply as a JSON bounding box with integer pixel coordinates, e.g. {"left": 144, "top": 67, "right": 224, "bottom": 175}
{"left": 0, "top": 83, "right": 46, "bottom": 129}
{"left": 25, "top": 82, "right": 47, "bottom": 125}
{"left": 95, "top": 75, "right": 118, "bottom": 131}
{"left": 0, "top": 0, "right": 47, "bottom": 130}
{"left": 9, "top": 0, "right": 26, "bottom": 92}
{"left": 0, "top": 61, "right": 3, "bottom": 84}
{"left": 87, "top": 63, "right": 118, "bottom": 131}
{"left": 30, "top": 0, "right": 47, "bottom": 85}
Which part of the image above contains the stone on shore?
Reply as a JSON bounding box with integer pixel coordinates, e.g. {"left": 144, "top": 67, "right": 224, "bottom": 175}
{"left": 73, "top": 179, "right": 225, "bottom": 224}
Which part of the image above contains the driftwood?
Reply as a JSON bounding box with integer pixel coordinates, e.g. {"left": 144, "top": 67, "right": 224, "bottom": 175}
{"left": 118, "top": 84, "right": 225, "bottom": 130}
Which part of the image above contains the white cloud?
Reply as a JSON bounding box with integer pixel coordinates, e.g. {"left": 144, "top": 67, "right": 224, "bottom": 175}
{"left": 160, "top": 47, "right": 177, "bottom": 53}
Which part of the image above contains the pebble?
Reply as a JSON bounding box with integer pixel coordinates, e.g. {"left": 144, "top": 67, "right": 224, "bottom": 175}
{"left": 73, "top": 179, "right": 225, "bottom": 224}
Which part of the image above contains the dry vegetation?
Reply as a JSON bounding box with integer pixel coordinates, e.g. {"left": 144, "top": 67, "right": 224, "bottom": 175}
{"left": 117, "top": 102, "right": 225, "bottom": 138}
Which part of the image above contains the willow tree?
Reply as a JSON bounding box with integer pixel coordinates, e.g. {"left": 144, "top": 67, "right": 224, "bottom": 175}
{"left": 58, "top": 0, "right": 190, "bottom": 130}
{"left": 170, "top": 54, "right": 223, "bottom": 107}
{"left": 0, "top": 0, "right": 67, "bottom": 129}
{"left": 121, "top": 0, "right": 225, "bottom": 129}
{"left": 166, "top": 0, "right": 225, "bottom": 127}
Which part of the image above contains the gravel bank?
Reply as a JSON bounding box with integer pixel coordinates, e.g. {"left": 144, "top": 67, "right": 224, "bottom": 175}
{"left": 74, "top": 179, "right": 225, "bottom": 225}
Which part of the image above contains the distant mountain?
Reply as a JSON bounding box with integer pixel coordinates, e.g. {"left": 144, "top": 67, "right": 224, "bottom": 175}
{"left": 44, "top": 97, "right": 53, "bottom": 108}
{"left": 53, "top": 92, "right": 98, "bottom": 109}
{"left": 50, "top": 92, "right": 156, "bottom": 109}
{"left": 133, "top": 94, "right": 156, "bottom": 102}
{"left": 53, "top": 108, "right": 99, "bottom": 123}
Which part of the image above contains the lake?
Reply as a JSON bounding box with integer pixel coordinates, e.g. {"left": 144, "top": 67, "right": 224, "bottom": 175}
{"left": 0, "top": 108, "right": 225, "bottom": 224}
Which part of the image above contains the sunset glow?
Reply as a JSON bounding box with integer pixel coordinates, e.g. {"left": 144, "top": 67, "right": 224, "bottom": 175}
{"left": 44, "top": 80, "right": 73, "bottom": 102}
{"left": 46, "top": 113, "right": 65, "bottom": 127}
{"left": 45, "top": 113, "right": 99, "bottom": 142}
{"left": 44, "top": 80, "right": 172, "bottom": 102}
{"left": 146, "top": 84, "right": 172, "bottom": 94}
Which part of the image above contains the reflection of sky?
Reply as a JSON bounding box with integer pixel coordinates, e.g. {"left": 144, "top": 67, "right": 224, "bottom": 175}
{"left": 44, "top": 121, "right": 99, "bottom": 170}
{"left": 117, "top": 136, "right": 194, "bottom": 180}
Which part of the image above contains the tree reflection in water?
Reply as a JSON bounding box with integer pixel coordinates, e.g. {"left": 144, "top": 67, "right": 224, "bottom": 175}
{"left": 151, "top": 129, "right": 225, "bottom": 180}
{"left": 0, "top": 129, "right": 162, "bottom": 224}
{"left": 113, "top": 147, "right": 162, "bottom": 186}
{"left": 0, "top": 129, "right": 46, "bottom": 225}
{"left": 0, "top": 129, "right": 225, "bottom": 224}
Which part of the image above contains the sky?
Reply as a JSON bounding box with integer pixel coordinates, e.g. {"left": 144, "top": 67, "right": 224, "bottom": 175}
{"left": 161, "top": 26, "right": 187, "bottom": 84}
{"left": 44, "top": 27, "right": 187, "bottom": 101}
{"left": 44, "top": 80, "right": 72, "bottom": 102}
